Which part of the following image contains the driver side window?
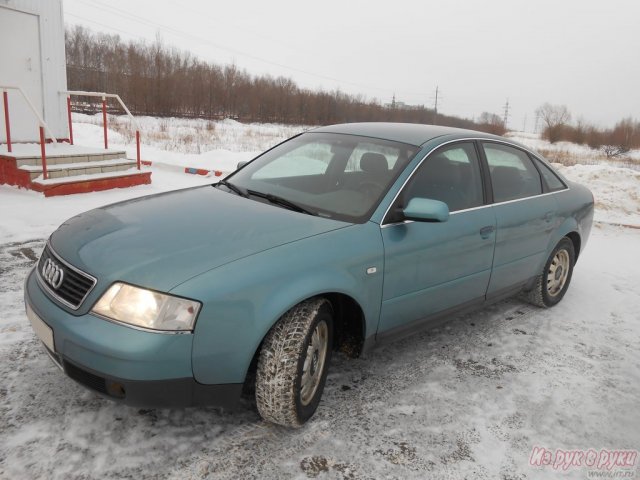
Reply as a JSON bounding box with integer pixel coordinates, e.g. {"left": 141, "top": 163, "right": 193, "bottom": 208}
{"left": 403, "top": 142, "right": 484, "bottom": 212}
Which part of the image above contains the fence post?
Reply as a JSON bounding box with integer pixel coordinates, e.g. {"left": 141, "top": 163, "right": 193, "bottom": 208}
{"left": 67, "top": 96, "right": 74, "bottom": 145}
{"left": 3, "top": 90, "right": 11, "bottom": 153}
{"left": 136, "top": 130, "right": 141, "bottom": 170}
{"left": 39, "top": 126, "right": 48, "bottom": 180}
{"left": 102, "top": 96, "right": 108, "bottom": 149}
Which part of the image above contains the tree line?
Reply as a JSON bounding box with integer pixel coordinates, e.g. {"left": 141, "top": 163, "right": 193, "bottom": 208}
{"left": 65, "top": 26, "right": 505, "bottom": 133}
{"left": 536, "top": 103, "right": 640, "bottom": 157}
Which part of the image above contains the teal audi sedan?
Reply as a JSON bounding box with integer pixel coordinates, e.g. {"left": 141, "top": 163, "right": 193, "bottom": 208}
{"left": 25, "top": 123, "right": 594, "bottom": 427}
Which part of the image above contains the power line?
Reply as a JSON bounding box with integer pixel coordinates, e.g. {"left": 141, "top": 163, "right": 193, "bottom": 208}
{"left": 65, "top": 12, "right": 149, "bottom": 41}
{"left": 72, "top": 0, "right": 428, "bottom": 99}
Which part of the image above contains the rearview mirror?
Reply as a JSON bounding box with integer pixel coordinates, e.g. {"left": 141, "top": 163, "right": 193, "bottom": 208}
{"left": 236, "top": 161, "right": 248, "bottom": 170}
{"left": 402, "top": 198, "right": 449, "bottom": 222}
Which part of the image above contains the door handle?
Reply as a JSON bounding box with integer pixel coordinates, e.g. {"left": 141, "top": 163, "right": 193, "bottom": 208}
{"left": 479, "top": 225, "right": 495, "bottom": 239}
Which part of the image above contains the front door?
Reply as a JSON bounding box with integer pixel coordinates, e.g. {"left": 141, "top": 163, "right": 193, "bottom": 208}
{"left": 378, "top": 142, "right": 496, "bottom": 335}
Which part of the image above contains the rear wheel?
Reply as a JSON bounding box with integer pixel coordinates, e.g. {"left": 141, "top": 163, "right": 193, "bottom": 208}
{"left": 525, "top": 237, "right": 575, "bottom": 307}
{"left": 255, "top": 298, "right": 333, "bottom": 427}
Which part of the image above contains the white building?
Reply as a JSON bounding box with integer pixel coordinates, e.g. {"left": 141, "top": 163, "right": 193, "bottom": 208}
{"left": 0, "top": 0, "right": 68, "bottom": 142}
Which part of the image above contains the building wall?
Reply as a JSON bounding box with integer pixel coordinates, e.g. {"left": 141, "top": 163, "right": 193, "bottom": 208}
{"left": 0, "top": 0, "right": 67, "bottom": 142}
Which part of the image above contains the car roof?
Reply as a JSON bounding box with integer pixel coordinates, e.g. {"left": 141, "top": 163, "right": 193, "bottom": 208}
{"left": 309, "top": 122, "right": 503, "bottom": 147}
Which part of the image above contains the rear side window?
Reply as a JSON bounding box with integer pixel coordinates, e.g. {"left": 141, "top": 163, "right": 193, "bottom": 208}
{"left": 482, "top": 143, "right": 542, "bottom": 202}
{"left": 532, "top": 157, "right": 567, "bottom": 192}
{"left": 403, "top": 142, "right": 484, "bottom": 212}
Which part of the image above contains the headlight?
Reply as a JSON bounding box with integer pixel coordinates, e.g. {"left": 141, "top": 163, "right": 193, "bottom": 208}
{"left": 92, "top": 283, "right": 201, "bottom": 332}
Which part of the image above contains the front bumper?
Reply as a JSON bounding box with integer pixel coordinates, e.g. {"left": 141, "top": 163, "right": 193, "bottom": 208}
{"left": 24, "top": 268, "right": 242, "bottom": 408}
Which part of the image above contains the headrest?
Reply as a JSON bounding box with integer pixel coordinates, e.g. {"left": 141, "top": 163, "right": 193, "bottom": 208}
{"left": 491, "top": 166, "right": 522, "bottom": 184}
{"left": 360, "top": 152, "right": 388, "bottom": 175}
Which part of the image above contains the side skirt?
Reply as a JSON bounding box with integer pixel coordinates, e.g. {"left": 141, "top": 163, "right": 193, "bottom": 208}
{"left": 363, "top": 280, "right": 532, "bottom": 353}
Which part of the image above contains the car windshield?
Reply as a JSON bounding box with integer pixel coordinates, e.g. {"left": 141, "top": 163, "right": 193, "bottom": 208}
{"left": 220, "top": 132, "right": 420, "bottom": 223}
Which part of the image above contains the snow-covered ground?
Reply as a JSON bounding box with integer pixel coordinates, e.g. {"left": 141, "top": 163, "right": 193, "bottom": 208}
{"left": 1, "top": 117, "right": 639, "bottom": 479}
{"left": 1, "top": 227, "right": 638, "bottom": 479}
{"left": 506, "top": 131, "right": 640, "bottom": 163}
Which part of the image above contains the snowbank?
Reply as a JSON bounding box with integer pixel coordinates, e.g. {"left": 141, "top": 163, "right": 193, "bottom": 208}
{"left": 556, "top": 164, "right": 640, "bottom": 225}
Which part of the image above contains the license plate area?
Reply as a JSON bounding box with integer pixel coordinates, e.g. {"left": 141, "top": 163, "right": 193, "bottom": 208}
{"left": 26, "top": 303, "right": 55, "bottom": 353}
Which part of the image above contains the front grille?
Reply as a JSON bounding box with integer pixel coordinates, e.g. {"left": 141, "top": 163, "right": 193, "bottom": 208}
{"left": 37, "top": 245, "right": 96, "bottom": 309}
{"left": 64, "top": 360, "right": 108, "bottom": 394}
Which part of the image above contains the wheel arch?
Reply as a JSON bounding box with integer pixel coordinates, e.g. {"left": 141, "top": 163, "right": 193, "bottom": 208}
{"left": 242, "top": 291, "right": 367, "bottom": 392}
{"left": 565, "top": 231, "right": 581, "bottom": 260}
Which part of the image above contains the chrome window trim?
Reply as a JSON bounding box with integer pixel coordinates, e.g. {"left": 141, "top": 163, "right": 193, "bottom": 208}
{"left": 379, "top": 137, "right": 569, "bottom": 227}
{"left": 35, "top": 241, "right": 97, "bottom": 311}
{"left": 381, "top": 188, "right": 570, "bottom": 228}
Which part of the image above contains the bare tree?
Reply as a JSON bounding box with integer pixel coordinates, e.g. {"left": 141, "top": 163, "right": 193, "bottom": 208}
{"left": 536, "top": 103, "right": 572, "bottom": 143}
{"left": 478, "top": 112, "right": 506, "bottom": 135}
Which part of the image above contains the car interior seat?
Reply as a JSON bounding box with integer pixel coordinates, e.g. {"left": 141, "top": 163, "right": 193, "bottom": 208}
{"left": 490, "top": 166, "right": 525, "bottom": 201}
{"left": 411, "top": 154, "right": 467, "bottom": 211}
{"left": 360, "top": 152, "right": 389, "bottom": 185}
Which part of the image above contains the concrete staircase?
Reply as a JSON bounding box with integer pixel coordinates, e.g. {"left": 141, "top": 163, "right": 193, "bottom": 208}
{"left": 0, "top": 144, "right": 151, "bottom": 196}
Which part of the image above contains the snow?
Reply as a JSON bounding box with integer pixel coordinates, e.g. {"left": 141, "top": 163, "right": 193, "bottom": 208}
{"left": 506, "top": 131, "right": 640, "bottom": 162}
{"left": 31, "top": 167, "right": 145, "bottom": 185}
{"left": 1, "top": 117, "right": 639, "bottom": 479}
{"left": 20, "top": 158, "right": 135, "bottom": 172}
{"left": 0, "top": 143, "right": 125, "bottom": 158}
{"left": 71, "top": 113, "right": 308, "bottom": 174}
{"left": 555, "top": 164, "right": 640, "bottom": 226}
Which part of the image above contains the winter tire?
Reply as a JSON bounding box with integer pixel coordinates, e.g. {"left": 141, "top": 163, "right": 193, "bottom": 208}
{"left": 525, "top": 237, "right": 575, "bottom": 308}
{"left": 255, "top": 298, "right": 333, "bottom": 427}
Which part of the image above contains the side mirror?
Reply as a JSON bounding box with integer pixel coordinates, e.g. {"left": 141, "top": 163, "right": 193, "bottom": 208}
{"left": 236, "top": 161, "right": 248, "bottom": 170}
{"left": 402, "top": 198, "right": 449, "bottom": 222}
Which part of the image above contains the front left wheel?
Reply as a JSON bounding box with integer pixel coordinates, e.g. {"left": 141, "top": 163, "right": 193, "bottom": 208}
{"left": 255, "top": 298, "right": 333, "bottom": 427}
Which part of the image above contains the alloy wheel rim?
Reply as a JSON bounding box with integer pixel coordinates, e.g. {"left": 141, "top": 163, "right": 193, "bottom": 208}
{"left": 300, "top": 320, "right": 328, "bottom": 406}
{"left": 547, "top": 249, "right": 570, "bottom": 297}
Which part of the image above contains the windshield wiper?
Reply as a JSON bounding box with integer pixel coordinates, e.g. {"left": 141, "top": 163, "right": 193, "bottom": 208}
{"left": 247, "top": 189, "right": 317, "bottom": 216}
{"left": 216, "top": 179, "right": 247, "bottom": 197}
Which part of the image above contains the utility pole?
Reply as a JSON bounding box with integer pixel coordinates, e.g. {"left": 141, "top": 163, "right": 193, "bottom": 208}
{"left": 522, "top": 114, "right": 527, "bottom": 133}
{"left": 502, "top": 98, "right": 510, "bottom": 130}
{"left": 433, "top": 86, "right": 439, "bottom": 125}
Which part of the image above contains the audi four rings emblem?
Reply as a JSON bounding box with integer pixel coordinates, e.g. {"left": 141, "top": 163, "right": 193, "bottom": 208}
{"left": 42, "top": 258, "right": 64, "bottom": 289}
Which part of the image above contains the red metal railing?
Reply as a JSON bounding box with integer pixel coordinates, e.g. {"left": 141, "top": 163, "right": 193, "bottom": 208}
{"left": 66, "top": 96, "right": 73, "bottom": 145}
{"left": 39, "top": 126, "right": 47, "bottom": 179}
{"left": 3, "top": 91, "right": 11, "bottom": 153}
{"left": 2, "top": 85, "right": 58, "bottom": 179}
{"left": 63, "top": 90, "right": 141, "bottom": 170}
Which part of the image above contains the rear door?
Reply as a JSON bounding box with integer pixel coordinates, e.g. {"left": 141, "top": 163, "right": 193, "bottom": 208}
{"left": 480, "top": 142, "right": 557, "bottom": 296}
{"left": 378, "top": 141, "right": 496, "bottom": 335}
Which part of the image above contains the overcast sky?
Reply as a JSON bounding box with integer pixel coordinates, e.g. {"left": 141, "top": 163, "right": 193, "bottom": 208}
{"left": 64, "top": 0, "right": 640, "bottom": 130}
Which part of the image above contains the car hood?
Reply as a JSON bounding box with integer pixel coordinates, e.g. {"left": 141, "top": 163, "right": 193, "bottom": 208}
{"left": 49, "top": 185, "right": 349, "bottom": 291}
